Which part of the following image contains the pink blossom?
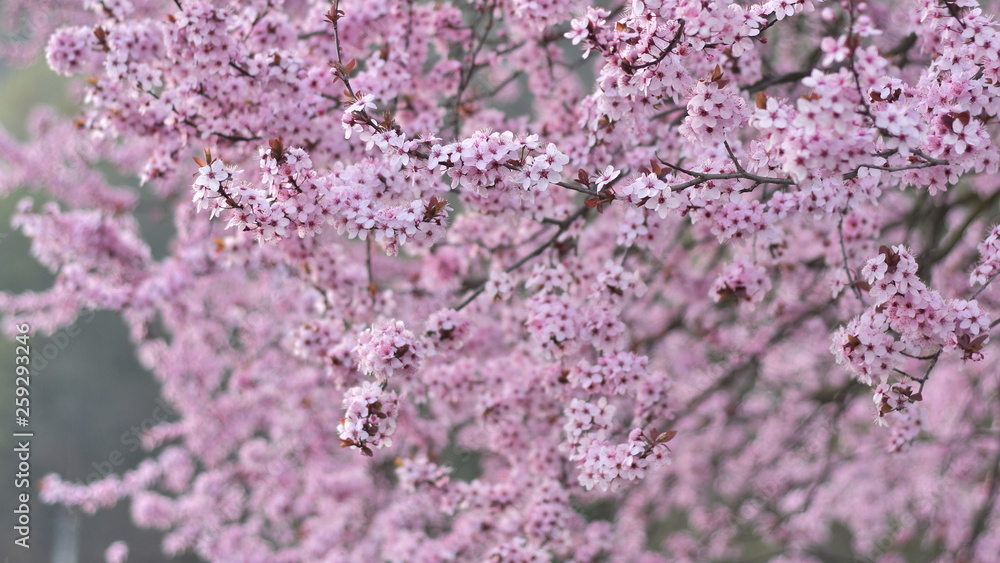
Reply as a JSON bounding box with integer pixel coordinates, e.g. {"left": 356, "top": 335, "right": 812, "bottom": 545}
{"left": 354, "top": 319, "right": 425, "bottom": 381}
{"left": 7, "top": 0, "right": 1000, "bottom": 560}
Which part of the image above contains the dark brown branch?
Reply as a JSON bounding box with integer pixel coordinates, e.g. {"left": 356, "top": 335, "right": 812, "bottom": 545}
{"left": 209, "top": 131, "right": 263, "bottom": 143}
{"left": 228, "top": 61, "right": 255, "bottom": 78}
{"left": 630, "top": 19, "right": 686, "bottom": 72}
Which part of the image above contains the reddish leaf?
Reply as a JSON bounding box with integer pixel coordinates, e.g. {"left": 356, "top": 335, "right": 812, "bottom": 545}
{"left": 657, "top": 430, "right": 678, "bottom": 443}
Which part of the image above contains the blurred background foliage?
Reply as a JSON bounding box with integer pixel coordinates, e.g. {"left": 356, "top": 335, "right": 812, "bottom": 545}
{"left": 0, "top": 61, "right": 196, "bottom": 562}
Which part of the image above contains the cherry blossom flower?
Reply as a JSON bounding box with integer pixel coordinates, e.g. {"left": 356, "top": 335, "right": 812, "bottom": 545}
{"left": 354, "top": 319, "right": 425, "bottom": 382}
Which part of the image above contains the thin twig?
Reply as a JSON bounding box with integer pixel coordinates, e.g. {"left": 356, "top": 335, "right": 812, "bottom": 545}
{"left": 553, "top": 180, "right": 599, "bottom": 196}
{"left": 630, "top": 20, "right": 686, "bottom": 72}
{"left": 454, "top": 205, "right": 588, "bottom": 311}
{"left": 838, "top": 214, "right": 866, "bottom": 304}
{"left": 228, "top": 62, "right": 255, "bottom": 78}
{"left": 366, "top": 238, "right": 376, "bottom": 301}
{"left": 209, "top": 131, "right": 263, "bottom": 143}
{"left": 971, "top": 270, "right": 1000, "bottom": 300}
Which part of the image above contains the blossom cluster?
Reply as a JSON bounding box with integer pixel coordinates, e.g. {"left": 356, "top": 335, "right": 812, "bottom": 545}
{"left": 6, "top": 0, "right": 1000, "bottom": 560}
{"left": 971, "top": 224, "right": 1000, "bottom": 286}
{"left": 192, "top": 147, "right": 336, "bottom": 241}
{"left": 441, "top": 130, "right": 570, "bottom": 195}
{"left": 192, "top": 144, "right": 452, "bottom": 253}
{"left": 711, "top": 261, "right": 772, "bottom": 305}
{"left": 576, "top": 428, "right": 673, "bottom": 492}
{"left": 422, "top": 308, "right": 472, "bottom": 356}
{"left": 337, "top": 381, "right": 401, "bottom": 456}
{"left": 832, "top": 246, "right": 991, "bottom": 424}
{"left": 354, "top": 319, "right": 425, "bottom": 382}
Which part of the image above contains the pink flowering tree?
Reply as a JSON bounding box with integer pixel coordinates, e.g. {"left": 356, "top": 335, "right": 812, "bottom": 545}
{"left": 4, "top": 0, "right": 1000, "bottom": 560}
